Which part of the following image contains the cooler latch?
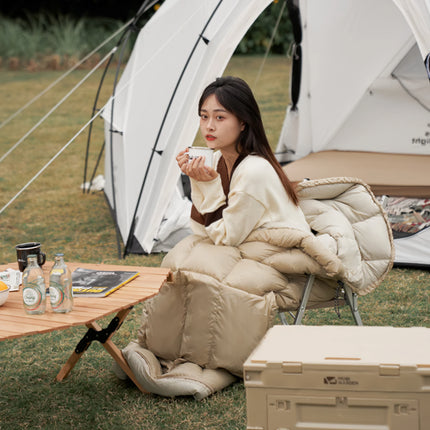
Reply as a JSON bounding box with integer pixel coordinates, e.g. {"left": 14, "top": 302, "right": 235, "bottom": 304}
{"left": 379, "top": 363, "right": 400, "bottom": 376}
{"left": 282, "top": 361, "right": 302, "bottom": 373}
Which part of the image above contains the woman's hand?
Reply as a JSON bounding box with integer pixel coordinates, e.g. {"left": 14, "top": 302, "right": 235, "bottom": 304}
{"left": 176, "top": 149, "right": 218, "bottom": 182}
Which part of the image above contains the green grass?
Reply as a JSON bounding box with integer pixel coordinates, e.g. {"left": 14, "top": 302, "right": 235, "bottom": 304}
{"left": 0, "top": 56, "right": 429, "bottom": 429}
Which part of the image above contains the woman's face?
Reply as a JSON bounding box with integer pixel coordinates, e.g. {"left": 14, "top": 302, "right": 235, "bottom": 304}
{"left": 199, "top": 94, "right": 244, "bottom": 155}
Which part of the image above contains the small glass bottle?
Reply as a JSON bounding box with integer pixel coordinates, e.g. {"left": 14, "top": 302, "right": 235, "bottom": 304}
{"left": 49, "top": 253, "right": 73, "bottom": 313}
{"left": 22, "top": 254, "right": 46, "bottom": 315}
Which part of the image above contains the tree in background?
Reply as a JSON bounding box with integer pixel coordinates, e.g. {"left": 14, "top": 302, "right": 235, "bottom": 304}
{"left": 238, "top": 0, "right": 292, "bottom": 55}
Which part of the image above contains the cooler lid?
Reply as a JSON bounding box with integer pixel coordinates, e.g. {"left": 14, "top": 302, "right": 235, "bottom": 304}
{"left": 246, "top": 326, "right": 430, "bottom": 368}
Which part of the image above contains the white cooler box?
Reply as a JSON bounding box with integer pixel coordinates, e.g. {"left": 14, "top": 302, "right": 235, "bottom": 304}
{"left": 244, "top": 325, "right": 430, "bottom": 430}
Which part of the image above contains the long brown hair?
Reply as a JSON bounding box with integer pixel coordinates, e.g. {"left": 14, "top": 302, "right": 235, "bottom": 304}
{"left": 199, "top": 76, "right": 298, "bottom": 205}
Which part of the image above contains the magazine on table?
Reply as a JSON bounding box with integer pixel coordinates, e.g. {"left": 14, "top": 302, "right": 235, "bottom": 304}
{"left": 72, "top": 268, "right": 139, "bottom": 297}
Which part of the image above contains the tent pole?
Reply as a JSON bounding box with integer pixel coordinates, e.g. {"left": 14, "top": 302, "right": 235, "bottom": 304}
{"left": 426, "top": 53, "right": 430, "bottom": 80}
{"left": 84, "top": 0, "right": 160, "bottom": 192}
{"left": 83, "top": 52, "right": 116, "bottom": 193}
{"left": 109, "top": 31, "right": 135, "bottom": 259}
{"left": 88, "top": 142, "right": 105, "bottom": 192}
{"left": 97, "top": 0, "right": 161, "bottom": 258}
{"left": 286, "top": 0, "right": 302, "bottom": 110}
{"left": 123, "top": 0, "right": 224, "bottom": 257}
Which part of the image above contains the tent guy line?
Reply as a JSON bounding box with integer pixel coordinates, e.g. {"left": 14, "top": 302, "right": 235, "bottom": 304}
{"left": 0, "top": 49, "right": 139, "bottom": 214}
{"left": 0, "top": 48, "right": 117, "bottom": 165}
{"left": 0, "top": 109, "right": 103, "bottom": 216}
{"left": 254, "top": 0, "right": 286, "bottom": 87}
{"left": 0, "top": 9, "right": 190, "bottom": 216}
{"left": 0, "top": 26, "right": 160, "bottom": 215}
{"left": 0, "top": 20, "right": 132, "bottom": 132}
{"left": 0, "top": 43, "right": 151, "bottom": 216}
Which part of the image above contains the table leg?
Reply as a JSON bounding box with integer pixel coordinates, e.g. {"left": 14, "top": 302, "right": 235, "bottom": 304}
{"left": 56, "top": 349, "right": 84, "bottom": 382}
{"left": 100, "top": 332, "right": 148, "bottom": 393}
{"left": 55, "top": 307, "right": 148, "bottom": 393}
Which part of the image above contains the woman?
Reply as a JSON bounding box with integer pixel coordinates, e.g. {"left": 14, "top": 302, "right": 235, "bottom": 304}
{"left": 176, "top": 76, "right": 310, "bottom": 247}
{"left": 121, "top": 77, "right": 325, "bottom": 398}
{"left": 119, "top": 78, "right": 394, "bottom": 399}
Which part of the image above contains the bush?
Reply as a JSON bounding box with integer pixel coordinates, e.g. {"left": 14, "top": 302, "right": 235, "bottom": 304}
{"left": 0, "top": 13, "right": 128, "bottom": 70}
{"left": 0, "top": 15, "right": 47, "bottom": 61}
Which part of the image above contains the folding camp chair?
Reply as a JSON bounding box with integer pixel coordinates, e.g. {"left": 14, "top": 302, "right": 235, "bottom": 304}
{"left": 279, "top": 274, "right": 363, "bottom": 326}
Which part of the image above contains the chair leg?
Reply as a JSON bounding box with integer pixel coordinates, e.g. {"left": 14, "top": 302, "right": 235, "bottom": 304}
{"left": 294, "top": 274, "right": 315, "bottom": 325}
{"left": 279, "top": 276, "right": 364, "bottom": 326}
{"left": 343, "top": 284, "right": 363, "bottom": 326}
{"left": 279, "top": 274, "right": 315, "bottom": 325}
{"left": 279, "top": 312, "right": 289, "bottom": 325}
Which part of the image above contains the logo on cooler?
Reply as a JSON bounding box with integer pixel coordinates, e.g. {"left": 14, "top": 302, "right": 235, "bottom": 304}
{"left": 323, "top": 376, "right": 358, "bottom": 386}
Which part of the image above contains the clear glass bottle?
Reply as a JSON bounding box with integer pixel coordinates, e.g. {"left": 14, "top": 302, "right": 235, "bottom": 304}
{"left": 22, "top": 254, "right": 46, "bottom": 315}
{"left": 49, "top": 253, "right": 73, "bottom": 313}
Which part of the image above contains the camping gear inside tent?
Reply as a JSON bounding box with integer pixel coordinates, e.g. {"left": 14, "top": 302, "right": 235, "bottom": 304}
{"left": 276, "top": 0, "right": 430, "bottom": 268}
{"left": 380, "top": 196, "right": 430, "bottom": 268}
{"left": 101, "top": 0, "right": 273, "bottom": 256}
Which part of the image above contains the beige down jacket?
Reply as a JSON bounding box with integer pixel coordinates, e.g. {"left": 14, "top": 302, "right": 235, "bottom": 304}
{"left": 136, "top": 177, "right": 394, "bottom": 377}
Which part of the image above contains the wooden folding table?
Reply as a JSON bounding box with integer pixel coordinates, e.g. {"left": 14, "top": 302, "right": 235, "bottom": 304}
{"left": 0, "top": 262, "right": 171, "bottom": 392}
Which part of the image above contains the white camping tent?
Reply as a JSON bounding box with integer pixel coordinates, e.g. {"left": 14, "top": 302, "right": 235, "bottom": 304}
{"left": 102, "top": 0, "right": 430, "bottom": 265}
{"left": 277, "top": 0, "right": 430, "bottom": 166}
{"left": 275, "top": 0, "right": 430, "bottom": 267}
{"left": 102, "top": 0, "right": 273, "bottom": 255}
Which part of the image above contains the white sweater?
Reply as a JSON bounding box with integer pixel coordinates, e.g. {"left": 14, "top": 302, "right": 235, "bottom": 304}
{"left": 190, "top": 152, "right": 310, "bottom": 246}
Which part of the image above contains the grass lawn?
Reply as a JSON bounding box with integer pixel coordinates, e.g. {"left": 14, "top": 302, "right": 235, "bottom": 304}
{"left": 0, "top": 55, "right": 429, "bottom": 429}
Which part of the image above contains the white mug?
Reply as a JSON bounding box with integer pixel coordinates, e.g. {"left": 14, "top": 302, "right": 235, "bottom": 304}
{"left": 188, "top": 146, "right": 213, "bottom": 167}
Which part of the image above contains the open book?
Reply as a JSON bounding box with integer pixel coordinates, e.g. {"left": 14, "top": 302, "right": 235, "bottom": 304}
{"left": 72, "top": 268, "right": 139, "bottom": 297}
